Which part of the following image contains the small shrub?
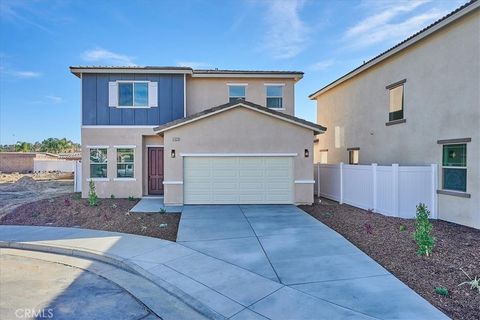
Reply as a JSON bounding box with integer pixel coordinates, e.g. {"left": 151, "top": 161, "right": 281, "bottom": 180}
{"left": 88, "top": 180, "right": 98, "bottom": 207}
{"left": 413, "top": 203, "right": 435, "bottom": 256}
{"left": 64, "top": 198, "right": 71, "bottom": 207}
{"left": 73, "top": 193, "right": 81, "bottom": 200}
{"left": 159, "top": 208, "right": 167, "bottom": 214}
{"left": 399, "top": 224, "right": 406, "bottom": 232}
{"left": 322, "top": 212, "right": 333, "bottom": 218}
{"left": 111, "top": 203, "right": 117, "bottom": 209}
{"left": 364, "top": 222, "right": 373, "bottom": 234}
{"left": 128, "top": 196, "right": 135, "bottom": 201}
{"left": 459, "top": 269, "right": 480, "bottom": 293}
{"left": 159, "top": 223, "right": 168, "bottom": 228}
{"left": 110, "top": 194, "right": 115, "bottom": 199}
{"left": 435, "top": 287, "right": 449, "bottom": 297}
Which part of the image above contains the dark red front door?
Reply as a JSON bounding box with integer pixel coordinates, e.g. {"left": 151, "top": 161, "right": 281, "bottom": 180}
{"left": 148, "top": 147, "right": 164, "bottom": 195}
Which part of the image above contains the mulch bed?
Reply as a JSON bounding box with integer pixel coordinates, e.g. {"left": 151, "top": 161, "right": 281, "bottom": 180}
{"left": 1, "top": 193, "right": 179, "bottom": 241}
{"left": 300, "top": 198, "right": 480, "bottom": 320}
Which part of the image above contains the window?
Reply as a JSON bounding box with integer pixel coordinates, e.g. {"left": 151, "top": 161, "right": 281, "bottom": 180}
{"left": 228, "top": 85, "right": 246, "bottom": 103}
{"left": 442, "top": 144, "right": 467, "bottom": 192}
{"left": 117, "top": 148, "right": 134, "bottom": 178}
{"left": 348, "top": 149, "right": 359, "bottom": 165}
{"left": 118, "top": 82, "right": 148, "bottom": 107}
{"left": 90, "top": 148, "right": 107, "bottom": 178}
{"left": 266, "top": 85, "right": 283, "bottom": 109}
{"left": 388, "top": 83, "right": 404, "bottom": 121}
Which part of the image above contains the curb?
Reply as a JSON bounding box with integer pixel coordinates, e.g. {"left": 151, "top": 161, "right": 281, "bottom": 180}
{"left": 0, "top": 240, "right": 225, "bottom": 320}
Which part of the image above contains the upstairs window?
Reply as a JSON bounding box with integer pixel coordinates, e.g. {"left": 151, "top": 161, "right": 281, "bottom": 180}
{"left": 387, "top": 80, "right": 406, "bottom": 122}
{"left": 228, "top": 85, "right": 246, "bottom": 103}
{"left": 118, "top": 82, "right": 148, "bottom": 107}
{"left": 90, "top": 148, "right": 107, "bottom": 178}
{"left": 442, "top": 144, "right": 467, "bottom": 192}
{"left": 117, "top": 148, "right": 134, "bottom": 178}
{"left": 266, "top": 85, "right": 283, "bottom": 109}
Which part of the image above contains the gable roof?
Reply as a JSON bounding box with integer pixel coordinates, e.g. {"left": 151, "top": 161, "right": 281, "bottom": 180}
{"left": 153, "top": 100, "right": 326, "bottom": 134}
{"left": 309, "top": 0, "right": 479, "bottom": 99}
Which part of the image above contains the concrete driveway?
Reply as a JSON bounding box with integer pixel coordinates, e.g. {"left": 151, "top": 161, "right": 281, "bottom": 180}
{"left": 178, "top": 205, "right": 448, "bottom": 319}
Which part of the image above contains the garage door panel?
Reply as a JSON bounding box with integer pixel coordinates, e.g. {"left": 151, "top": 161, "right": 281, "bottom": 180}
{"left": 184, "top": 156, "right": 293, "bottom": 204}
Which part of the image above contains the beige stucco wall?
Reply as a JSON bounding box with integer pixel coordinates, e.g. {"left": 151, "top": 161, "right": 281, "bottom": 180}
{"left": 81, "top": 127, "right": 163, "bottom": 198}
{"left": 313, "top": 10, "right": 480, "bottom": 228}
{"left": 186, "top": 77, "right": 296, "bottom": 116}
{"left": 162, "top": 106, "right": 315, "bottom": 205}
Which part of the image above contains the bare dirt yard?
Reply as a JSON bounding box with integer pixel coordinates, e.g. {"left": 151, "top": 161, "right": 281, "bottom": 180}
{"left": 0, "top": 173, "right": 73, "bottom": 219}
{"left": 0, "top": 193, "right": 179, "bottom": 241}
{"left": 300, "top": 198, "right": 480, "bottom": 320}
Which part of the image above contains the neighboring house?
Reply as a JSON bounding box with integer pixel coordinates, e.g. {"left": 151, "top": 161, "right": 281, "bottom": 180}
{"left": 310, "top": 1, "right": 479, "bottom": 228}
{"left": 0, "top": 152, "right": 59, "bottom": 173}
{"left": 70, "top": 67, "right": 325, "bottom": 205}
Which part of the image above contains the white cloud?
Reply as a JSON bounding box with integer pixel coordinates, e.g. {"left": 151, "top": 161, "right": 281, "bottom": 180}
{"left": 46, "top": 95, "right": 63, "bottom": 104}
{"left": 176, "top": 61, "right": 211, "bottom": 69}
{"left": 344, "top": 0, "right": 448, "bottom": 48}
{"left": 310, "top": 59, "right": 334, "bottom": 71}
{"left": 260, "top": 0, "right": 309, "bottom": 59}
{"left": 6, "top": 70, "right": 42, "bottom": 78}
{"left": 81, "top": 48, "right": 136, "bottom": 66}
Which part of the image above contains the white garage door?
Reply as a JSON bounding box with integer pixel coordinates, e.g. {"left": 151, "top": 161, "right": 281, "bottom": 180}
{"left": 184, "top": 156, "right": 293, "bottom": 204}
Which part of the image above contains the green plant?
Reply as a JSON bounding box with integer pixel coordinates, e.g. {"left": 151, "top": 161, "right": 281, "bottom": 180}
{"left": 159, "top": 223, "right": 168, "bottom": 228}
{"left": 159, "top": 208, "right": 167, "bottom": 214}
{"left": 88, "top": 180, "right": 98, "bottom": 207}
{"left": 73, "top": 193, "right": 81, "bottom": 200}
{"left": 399, "top": 224, "right": 406, "bottom": 232}
{"left": 110, "top": 194, "right": 115, "bottom": 199}
{"left": 413, "top": 203, "right": 435, "bottom": 256}
{"left": 128, "top": 196, "right": 135, "bottom": 201}
{"left": 459, "top": 269, "right": 480, "bottom": 293}
{"left": 111, "top": 203, "right": 118, "bottom": 209}
{"left": 435, "top": 287, "right": 449, "bottom": 297}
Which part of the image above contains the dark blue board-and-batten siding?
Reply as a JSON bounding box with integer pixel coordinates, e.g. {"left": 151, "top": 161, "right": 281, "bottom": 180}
{"left": 82, "top": 73, "right": 184, "bottom": 125}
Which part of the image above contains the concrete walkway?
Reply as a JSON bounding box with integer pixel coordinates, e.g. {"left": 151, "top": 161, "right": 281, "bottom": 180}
{"left": 177, "top": 205, "right": 449, "bottom": 320}
{"left": 0, "top": 212, "right": 448, "bottom": 320}
{"left": 130, "top": 197, "right": 183, "bottom": 213}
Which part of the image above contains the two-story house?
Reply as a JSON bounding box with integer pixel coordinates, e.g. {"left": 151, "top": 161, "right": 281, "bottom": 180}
{"left": 70, "top": 66, "right": 325, "bottom": 206}
{"left": 309, "top": 1, "right": 479, "bottom": 228}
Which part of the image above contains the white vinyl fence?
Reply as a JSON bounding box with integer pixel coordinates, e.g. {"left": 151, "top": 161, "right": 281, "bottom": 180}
{"left": 315, "top": 163, "right": 438, "bottom": 219}
{"left": 74, "top": 160, "right": 82, "bottom": 192}
{"left": 33, "top": 159, "right": 75, "bottom": 172}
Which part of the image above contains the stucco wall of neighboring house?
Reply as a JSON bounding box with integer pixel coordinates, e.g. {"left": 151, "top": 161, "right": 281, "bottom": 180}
{"left": 162, "top": 106, "right": 315, "bottom": 205}
{"left": 0, "top": 153, "right": 57, "bottom": 173}
{"left": 313, "top": 10, "right": 480, "bottom": 228}
{"left": 81, "top": 127, "right": 163, "bottom": 198}
{"left": 186, "top": 78, "right": 295, "bottom": 116}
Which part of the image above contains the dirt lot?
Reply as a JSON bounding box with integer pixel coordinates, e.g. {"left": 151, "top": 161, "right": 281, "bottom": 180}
{"left": 0, "top": 193, "right": 179, "bottom": 241}
{"left": 300, "top": 198, "right": 480, "bottom": 320}
{"left": 0, "top": 174, "right": 73, "bottom": 219}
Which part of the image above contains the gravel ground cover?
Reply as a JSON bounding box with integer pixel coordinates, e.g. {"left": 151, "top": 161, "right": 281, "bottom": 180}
{"left": 1, "top": 193, "right": 179, "bottom": 241}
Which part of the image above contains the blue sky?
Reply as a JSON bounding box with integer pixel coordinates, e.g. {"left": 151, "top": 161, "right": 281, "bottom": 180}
{"left": 0, "top": 0, "right": 466, "bottom": 144}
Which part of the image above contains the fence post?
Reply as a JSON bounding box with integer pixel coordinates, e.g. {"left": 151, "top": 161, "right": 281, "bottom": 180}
{"left": 392, "top": 163, "right": 399, "bottom": 217}
{"left": 372, "top": 163, "right": 377, "bottom": 212}
{"left": 317, "top": 163, "right": 321, "bottom": 198}
{"left": 339, "top": 162, "right": 344, "bottom": 204}
{"left": 431, "top": 164, "right": 438, "bottom": 219}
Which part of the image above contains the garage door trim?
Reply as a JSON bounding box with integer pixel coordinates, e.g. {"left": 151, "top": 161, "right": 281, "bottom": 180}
{"left": 180, "top": 153, "right": 298, "bottom": 157}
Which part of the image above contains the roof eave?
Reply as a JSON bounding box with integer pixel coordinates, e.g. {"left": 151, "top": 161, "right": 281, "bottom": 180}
{"left": 308, "top": 0, "right": 479, "bottom": 100}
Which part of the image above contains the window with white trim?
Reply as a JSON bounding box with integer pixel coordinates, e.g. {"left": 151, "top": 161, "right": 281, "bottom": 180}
{"left": 442, "top": 144, "right": 467, "bottom": 192}
{"left": 90, "top": 148, "right": 107, "bottom": 178}
{"left": 266, "top": 85, "right": 283, "bottom": 109}
{"left": 118, "top": 82, "right": 148, "bottom": 107}
{"left": 228, "top": 85, "right": 246, "bottom": 103}
{"left": 117, "top": 148, "right": 134, "bottom": 178}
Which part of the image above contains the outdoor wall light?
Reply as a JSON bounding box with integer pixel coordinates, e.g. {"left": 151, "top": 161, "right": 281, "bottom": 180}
{"left": 171, "top": 149, "right": 176, "bottom": 158}
{"left": 304, "top": 149, "right": 309, "bottom": 158}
